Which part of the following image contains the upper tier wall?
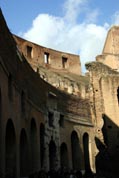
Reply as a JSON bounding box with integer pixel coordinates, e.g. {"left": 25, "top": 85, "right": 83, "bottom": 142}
{"left": 13, "top": 35, "right": 81, "bottom": 75}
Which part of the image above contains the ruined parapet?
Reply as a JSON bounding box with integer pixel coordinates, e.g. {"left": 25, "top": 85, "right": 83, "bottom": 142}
{"left": 13, "top": 35, "right": 81, "bottom": 75}
{"left": 87, "top": 55, "right": 119, "bottom": 177}
{"left": 86, "top": 61, "right": 119, "bottom": 146}
{"left": 85, "top": 61, "right": 119, "bottom": 125}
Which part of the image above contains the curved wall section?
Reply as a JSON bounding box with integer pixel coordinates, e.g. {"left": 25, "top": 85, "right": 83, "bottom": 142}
{"left": 13, "top": 35, "right": 81, "bottom": 75}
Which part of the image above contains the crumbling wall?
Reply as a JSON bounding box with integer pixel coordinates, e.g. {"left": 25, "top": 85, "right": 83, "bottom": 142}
{"left": 14, "top": 35, "right": 81, "bottom": 75}
{"left": 86, "top": 61, "right": 119, "bottom": 177}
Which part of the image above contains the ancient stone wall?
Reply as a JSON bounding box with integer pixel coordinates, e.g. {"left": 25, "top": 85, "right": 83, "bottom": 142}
{"left": 100, "top": 75, "right": 119, "bottom": 149}
{"left": 86, "top": 62, "right": 119, "bottom": 136}
{"left": 103, "top": 26, "right": 119, "bottom": 55}
{"left": 14, "top": 35, "right": 81, "bottom": 75}
{"left": 36, "top": 65, "right": 89, "bottom": 97}
{"left": 96, "top": 26, "right": 119, "bottom": 71}
{"left": 86, "top": 61, "right": 119, "bottom": 176}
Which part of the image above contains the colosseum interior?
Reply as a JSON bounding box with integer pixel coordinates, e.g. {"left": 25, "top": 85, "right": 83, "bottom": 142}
{"left": 0, "top": 8, "right": 119, "bottom": 178}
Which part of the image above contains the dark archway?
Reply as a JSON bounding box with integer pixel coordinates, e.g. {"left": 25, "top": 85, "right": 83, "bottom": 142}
{"left": 83, "top": 133, "right": 91, "bottom": 172}
{"left": 20, "top": 129, "right": 29, "bottom": 177}
{"left": 71, "top": 131, "right": 81, "bottom": 170}
{"left": 40, "top": 123, "right": 45, "bottom": 168}
{"left": 49, "top": 140, "right": 56, "bottom": 171}
{"left": 60, "top": 142, "right": 69, "bottom": 169}
{"left": 5, "top": 119, "right": 16, "bottom": 177}
{"left": 30, "top": 118, "right": 38, "bottom": 172}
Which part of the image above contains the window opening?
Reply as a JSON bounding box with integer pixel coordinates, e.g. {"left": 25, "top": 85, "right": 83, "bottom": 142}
{"left": 48, "top": 112, "right": 54, "bottom": 127}
{"left": 59, "top": 114, "right": 64, "bottom": 127}
{"left": 44, "top": 52, "right": 49, "bottom": 64}
{"left": 27, "top": 46, "right": 32, "bottom": 58}
{"left": 62, "top": 57, "right": 68, "bottom": 69}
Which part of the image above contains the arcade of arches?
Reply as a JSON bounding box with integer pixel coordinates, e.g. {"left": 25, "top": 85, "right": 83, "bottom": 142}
{"left": 4, "top": 118, "right": 93, "bottom": 178}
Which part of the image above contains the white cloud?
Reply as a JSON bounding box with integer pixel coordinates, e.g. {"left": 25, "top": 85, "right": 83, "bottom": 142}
{"left": 21, "top": 0, "right": 111, "bottom": 73}
{"left": 78, "top": 24, "right": 108, "bottom": 71}
{"left": 63, "top": 0, "right": 87, "bottom": 23}
{"left": 23, "top": 14, "right": 65, "bottom": 46}
{"left": 112, "top": 11, "right": 119, "bottom": 25}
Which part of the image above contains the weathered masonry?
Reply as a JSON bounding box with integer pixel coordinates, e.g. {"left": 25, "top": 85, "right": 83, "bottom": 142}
{"left": 1, "top": 8, "right": 119, "bottom": 178}
{"left": 13, "top": 35, "right": 81, "bottom": 75}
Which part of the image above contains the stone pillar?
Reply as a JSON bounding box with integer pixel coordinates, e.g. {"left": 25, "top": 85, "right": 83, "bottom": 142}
{"left": 88, "top": 137, "right": 96, "bottom": 173}
{"left": 78, "top": 132, "right": 85, "bottom": 171}
{"left": 16, "top": 139, "right": 20, "bottom": 178}
{"left": 44, "top": 141, "right": 49, "bottom": 171}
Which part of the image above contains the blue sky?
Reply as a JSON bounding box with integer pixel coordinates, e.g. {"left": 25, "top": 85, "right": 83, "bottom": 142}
{"left": 0, "top": 0, "right": 64, "bottom": 33}
{"left": 1, "top": 0, "right": 119, "bottom": 72}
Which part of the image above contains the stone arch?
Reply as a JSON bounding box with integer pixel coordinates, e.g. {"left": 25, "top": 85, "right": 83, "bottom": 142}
{"left": 30, "top": 118, "right": 38, "bottom": 172}
{"left": 60, "top": 142, "right": 69, "bottom": 169}
{"left": 49, "top": 140, "right": 56, "bottom": 171}
{"left": 71, "top": 131, "right": 82, "bottom": 170}
{"left": 40, "top": 123, "right": 45, "bottom": 168}
{"left": 5, "top": 119, "right": 16, "bottom": 177}
{"left": 83, "top": 132, "right": 91, "bottom": 172}
{"left": 20, "top": 128, "right": 29, "bottom": 177}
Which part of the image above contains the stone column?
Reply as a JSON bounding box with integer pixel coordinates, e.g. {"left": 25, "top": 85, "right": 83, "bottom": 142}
{"left": 16, "top": 139, "right": 20, "bottom": 178}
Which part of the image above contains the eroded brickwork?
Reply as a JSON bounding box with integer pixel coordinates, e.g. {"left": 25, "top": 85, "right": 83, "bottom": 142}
{"left": 97, "top": 26, "right": 119, "bottom": 71}
{"left": 13, "top": 35, "right": 81, "bottom": 75}
{"left": 86, "top": 61, "right": 119, "bottom": 177}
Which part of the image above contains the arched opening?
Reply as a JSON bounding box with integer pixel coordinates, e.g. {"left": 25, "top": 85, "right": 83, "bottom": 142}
{"left": 20, "top": 129, "right": 29, "bottom": 177}
{"left": 83, "top": 133, "right": 91, "bottom": 172}
{"left": 30, "top": 118, "right": 38, "bottom": 172}
{"left": 60, "top": 142, "right": 69, "bottom": 169}
{"left": 49, "top": 140, "right": 56, "bottom": 171}
{"left": 5, "top": 119, "right": 16, "bottom": 177}
{"left": 40, "top": 123, "right": 45, "bottom": 168}
{"left": 71, "top": 131, "right": 82, "bottom": 170}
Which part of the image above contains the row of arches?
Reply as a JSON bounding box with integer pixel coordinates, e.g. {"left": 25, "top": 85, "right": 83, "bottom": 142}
{"left": 5, "top": 119, "right": 91, "bottom": 177}
{"left": 5, "top": 119, "right": 45, "bottom": 177}
{"left": 49, "top": 131, "right": 91, "bottom": 172}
